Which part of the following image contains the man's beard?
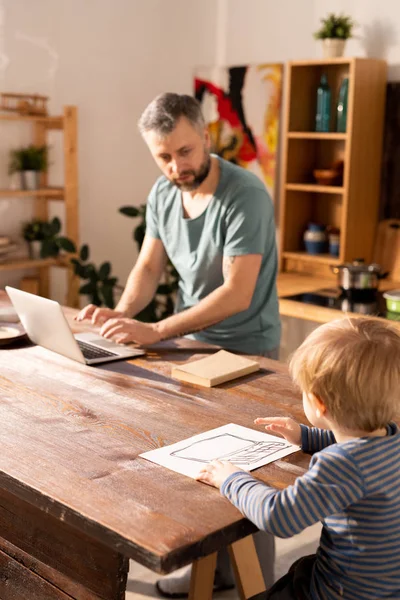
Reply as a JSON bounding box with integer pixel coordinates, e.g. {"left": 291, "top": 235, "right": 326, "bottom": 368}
{"left": 171, "top": 153, "right": 211, "bottom": 191}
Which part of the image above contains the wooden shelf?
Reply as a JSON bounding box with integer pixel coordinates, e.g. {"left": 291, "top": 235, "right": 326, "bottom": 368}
{"left": 286, "top": 183, "right": 344, "bottom": 194}
{"left": 280, "top": 58, "right": 387, "bottom": 278}
{"left": 0, "top": 257, "right": 59, "bottom": 272}
{"left": 0, "top": 106, "right": 78, "bottom": 306}
{"left": 0, "top": 187, "right": 64, "bottom": 199}
{"left": 287, "top": 132, "right": 348, "bottom": 140}
{"left": 282, "top": 252, "right": 341, "bottom": 265}
{"left": 0, "top": 255, "right": 73, "bottom": 272}
{"left": 0, "top": 113, "right": 63, "bottom": 129}
{"left": 289, "top": 57, "right": 352, "bottom": 67}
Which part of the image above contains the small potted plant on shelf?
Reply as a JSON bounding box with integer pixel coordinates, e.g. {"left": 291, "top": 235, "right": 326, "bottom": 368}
{"left": 22, "top": 217, "right": 76, "bottom": 260}
{"left": 22, "top": 219, "right": 48, "bottom": 258}
{"left": 314, "top": 13, "right": 355, "bottom": 58}
{"left": 9, "top": 144, "right": 49, "bottom": 190}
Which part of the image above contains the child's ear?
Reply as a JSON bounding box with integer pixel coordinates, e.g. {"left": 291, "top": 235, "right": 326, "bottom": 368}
{"left": 309, "top": 393, "right": 328, "bottom": 417}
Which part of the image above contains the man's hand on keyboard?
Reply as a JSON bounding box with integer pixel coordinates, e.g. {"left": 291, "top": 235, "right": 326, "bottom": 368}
{"left": 75, "top": 305, "right": 126, "bottom": 325}
{"left": 100, "top": 318, "right": 161, "bottom": 345}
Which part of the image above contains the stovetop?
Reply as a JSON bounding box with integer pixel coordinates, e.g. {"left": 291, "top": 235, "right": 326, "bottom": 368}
{"left": 281, "top": 288, "right": 400, "bottom": 321}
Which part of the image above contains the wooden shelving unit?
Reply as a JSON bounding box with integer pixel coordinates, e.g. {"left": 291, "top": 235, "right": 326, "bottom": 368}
{"left": 285, "top": 183, "right": 345, "bottom": 194}
{"left": 0, "top": 188, "right": 64, "bottom": 199}
{"left": 279, "top": 58, "right": 387, "bottom": 278}
{"left": 0, "top": 114, "right": 63, "bottom": 128}
{"left": 0, "top": 106, "right": 79, "bottom": 306}
{"left": 287, "top": 132, "right": 348, "bottom": 140}
{"left": 0, "top": 257, "right": 59, "bottom": 272}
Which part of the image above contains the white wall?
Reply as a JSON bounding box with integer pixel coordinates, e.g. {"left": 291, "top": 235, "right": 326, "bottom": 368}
{"left": 224, "top": 0, "right": 400, "bottom": 79}
{"left": 225, "top": 0, "right": 315, "bottom": 65}
{"left": 315, "top": 0, "right": 400, "bottom": 80}
{"left": 0, "top": 0, "right": 217, "bottom": 300}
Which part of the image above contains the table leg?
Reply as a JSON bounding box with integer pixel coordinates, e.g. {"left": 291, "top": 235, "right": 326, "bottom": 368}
{"left": 188, "top": 552, "right": 217, "bottom": 600}
{"left": 228, "top": 535, "right": 266, "bottom": 600}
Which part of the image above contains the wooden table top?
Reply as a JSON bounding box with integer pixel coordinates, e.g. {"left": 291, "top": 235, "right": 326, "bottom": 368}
{"left": 0, "top": 294, "right": 310, "bottom": 574}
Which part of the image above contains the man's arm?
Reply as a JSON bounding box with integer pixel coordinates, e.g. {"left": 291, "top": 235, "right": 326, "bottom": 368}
{"left": 100, "top": 252, "right": 262, "bottom": 344}
{"left": 116, "top": 234, "right": 167, "bottom": 317}
{"left": 154, "top": 253, "right": 262, "bottom": 340}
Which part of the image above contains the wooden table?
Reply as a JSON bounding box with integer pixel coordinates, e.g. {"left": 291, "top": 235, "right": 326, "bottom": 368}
{"left": 0, "top": 296, "right": 310, "bottom": 600}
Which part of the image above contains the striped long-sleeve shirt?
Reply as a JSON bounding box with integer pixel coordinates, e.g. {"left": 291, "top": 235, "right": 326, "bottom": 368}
{"left": 221, "top": 422, "right": 400, "bottom": 599}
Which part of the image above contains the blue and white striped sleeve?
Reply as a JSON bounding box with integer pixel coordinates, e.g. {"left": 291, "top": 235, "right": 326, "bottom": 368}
{"left": 220, "top": 448, "right": 364, "bottom": 538}
{"left": 300, "top": 425, "right": 336, "bottom": 453}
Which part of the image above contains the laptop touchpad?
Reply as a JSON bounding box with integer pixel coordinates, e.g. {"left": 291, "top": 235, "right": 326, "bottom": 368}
{"left": 80, "top": 334, "right": 120, "bottom": 348}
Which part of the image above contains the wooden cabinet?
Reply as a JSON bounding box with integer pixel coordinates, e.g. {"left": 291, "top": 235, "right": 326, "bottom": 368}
{"left": 279, "top": 58, "right": 387, "bottom": 278}
{"left": 0, "top": 106, "right": 79, "bottom": 306}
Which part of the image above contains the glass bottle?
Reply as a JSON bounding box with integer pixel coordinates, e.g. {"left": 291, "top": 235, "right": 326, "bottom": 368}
{"left": 336, "top": 77, "right": 349, "bottom": 133}
{"left": 315, "top": 74, "right": 331, "bottom": 132}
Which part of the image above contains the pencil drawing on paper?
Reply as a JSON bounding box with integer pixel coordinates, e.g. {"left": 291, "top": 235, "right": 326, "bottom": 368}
{"left": 171, "top": 433, "right": 289, "bottom": 467}
{"left": 140, "top": 423, "right": 300, "bottom": 478}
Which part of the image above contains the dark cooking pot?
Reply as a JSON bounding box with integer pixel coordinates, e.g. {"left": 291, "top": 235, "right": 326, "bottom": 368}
{"left": 330, "top": 259, "right": 389, "bottom": 291}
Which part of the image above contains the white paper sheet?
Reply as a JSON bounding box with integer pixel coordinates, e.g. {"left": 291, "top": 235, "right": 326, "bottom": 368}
{"left": 139, "top": 423, "right": 300, "bottom": 479}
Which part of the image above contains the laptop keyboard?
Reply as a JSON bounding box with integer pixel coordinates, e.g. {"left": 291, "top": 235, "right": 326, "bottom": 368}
{"left": 77, "top": 340, "right": 119, "bottom": 360}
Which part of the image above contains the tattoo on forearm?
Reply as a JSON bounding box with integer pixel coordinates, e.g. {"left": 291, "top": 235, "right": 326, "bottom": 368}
{"left": 159, "top": 316, "right": 223, "bottom": 342}
{"left": 222, "top": 255, "right": 236, "bottom": 280}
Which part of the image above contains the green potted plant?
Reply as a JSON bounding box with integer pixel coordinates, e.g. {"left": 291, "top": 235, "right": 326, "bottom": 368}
{"left": 9, "top": 144, "right": 49, "bottom": 190}
{"left": 22, "top": 219, "right": 48, "bottom": 259}
{"left": 70, "top": 244, "right": 120, "bottom": 308}
{"left": 22, "top": 217, "right": 76, "bottom": 259}
{"left": 314, "top": 13, "right": 355, "bottom": 58}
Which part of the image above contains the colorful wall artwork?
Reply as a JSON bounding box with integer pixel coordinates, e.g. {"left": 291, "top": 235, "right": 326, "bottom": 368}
{"left": 194, "top": 64, "right": 283, "bottom": 202}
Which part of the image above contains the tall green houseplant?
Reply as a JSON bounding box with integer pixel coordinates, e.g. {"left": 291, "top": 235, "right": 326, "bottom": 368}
{"left": 70, "top": 244, "right": 119, "bottom": 309}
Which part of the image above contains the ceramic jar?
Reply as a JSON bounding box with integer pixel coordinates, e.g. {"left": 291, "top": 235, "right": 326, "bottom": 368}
{"left": 304, "top": 223, "right": 327, "bottom": 254}
{"left": 329, "top": 232, "right": 340, "bottom": 256}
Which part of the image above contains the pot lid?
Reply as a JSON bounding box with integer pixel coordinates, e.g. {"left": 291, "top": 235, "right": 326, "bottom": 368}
{"left": 335, "top": 260, "right": 382, "bottom": 273}
{"left": 383, "top": 290, "right": 400, "bottom": 301}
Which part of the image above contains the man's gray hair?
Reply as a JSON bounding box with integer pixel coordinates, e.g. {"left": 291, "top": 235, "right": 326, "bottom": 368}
{"left": 138, "top": 93, "right": 205, "bottom": 137}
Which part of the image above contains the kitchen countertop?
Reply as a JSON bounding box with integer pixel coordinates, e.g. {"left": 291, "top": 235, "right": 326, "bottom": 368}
{"left": 277, "top": 273, "right": 400, "bottom": 326}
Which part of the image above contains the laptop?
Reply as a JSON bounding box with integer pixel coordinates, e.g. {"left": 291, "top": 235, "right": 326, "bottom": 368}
{"left": 6, "top": 286, "right": 146, "bottom": 365}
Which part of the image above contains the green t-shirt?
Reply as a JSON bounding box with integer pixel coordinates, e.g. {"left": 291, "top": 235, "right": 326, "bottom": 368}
{"left": 146, "top": 156, "right": 280, "bottom": 354}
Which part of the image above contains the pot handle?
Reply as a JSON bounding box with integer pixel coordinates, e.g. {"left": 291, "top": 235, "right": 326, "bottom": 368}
{"left": 330, "top": 265, "right": 339, "bottom": 274}
{"left": 378, "top": 271, "right": 390, "bottom": 280}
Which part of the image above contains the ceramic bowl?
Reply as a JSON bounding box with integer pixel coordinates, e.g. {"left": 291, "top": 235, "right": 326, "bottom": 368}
{"left": 313, "top": 168, "right": 340, "bottom": 186}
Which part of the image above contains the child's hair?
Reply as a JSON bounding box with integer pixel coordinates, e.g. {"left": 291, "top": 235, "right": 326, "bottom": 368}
{"left": 289, "top": 317, "right": 400, "bottom": 432}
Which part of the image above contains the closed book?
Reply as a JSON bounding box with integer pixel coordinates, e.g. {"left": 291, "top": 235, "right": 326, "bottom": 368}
{"left": 171, "top": 350, "right": 260, "bottom": 387}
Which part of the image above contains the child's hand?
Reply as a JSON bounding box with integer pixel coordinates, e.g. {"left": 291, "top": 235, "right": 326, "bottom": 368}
{"left": 196, "top": 460, "right": 244, "bottom": 489}
{"left": 254, "top": 417, "right": 302, "bottom": 446}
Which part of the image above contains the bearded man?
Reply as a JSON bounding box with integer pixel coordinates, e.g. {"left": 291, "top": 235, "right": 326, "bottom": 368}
{"left": 77, "top": 92, "right": 280, "bottom": 597}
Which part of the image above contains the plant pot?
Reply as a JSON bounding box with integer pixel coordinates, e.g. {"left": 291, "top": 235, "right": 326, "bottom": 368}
{"left": 322, "top": 39, "right": 346, "bottom": 58}
{"left": 27, "top": 240, "right": 42, "bottom": 259}
{"left": 21, "top": 170, "right": 40, "bottom": 190}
